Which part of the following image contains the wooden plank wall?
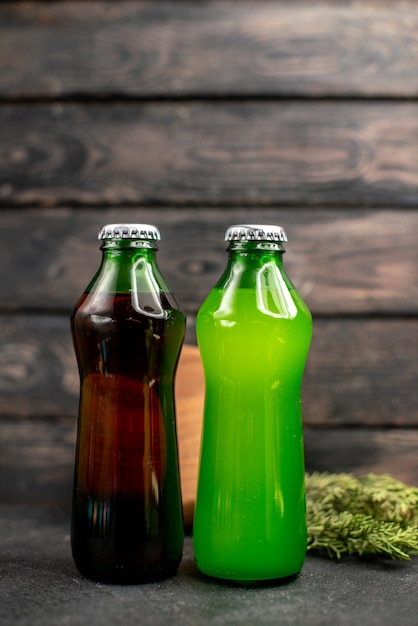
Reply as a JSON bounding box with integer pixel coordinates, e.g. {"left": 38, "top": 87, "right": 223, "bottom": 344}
{"left": 0, "top": 1, "right": 417, "bottom": 512}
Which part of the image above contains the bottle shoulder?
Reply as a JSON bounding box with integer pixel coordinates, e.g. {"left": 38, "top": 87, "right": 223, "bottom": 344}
{"left": 198, "top": 280, "right": 311, "bottom": 324}
{"left": 73, "top": 251, "right": 183, "bottom": 318}
{"left": 73, "top": 290, "right": 184, "bottom": 321}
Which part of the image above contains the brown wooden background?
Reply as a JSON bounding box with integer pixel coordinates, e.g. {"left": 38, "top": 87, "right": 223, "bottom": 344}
{"left": 0, "top": 1, "right": 417, "bottom": 517}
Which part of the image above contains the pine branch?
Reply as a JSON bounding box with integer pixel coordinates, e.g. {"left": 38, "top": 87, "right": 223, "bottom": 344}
{"left": 306, "top": 472, "right": 418, "bottom": 560}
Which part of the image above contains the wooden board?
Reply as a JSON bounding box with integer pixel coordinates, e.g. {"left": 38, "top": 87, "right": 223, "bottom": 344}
{"left": 175, "top": 346, "right": 204, "bottom": 525}
{"left": 2, "top": 103, "right": 418, "bottom": 207}
{"left": 2, "top": 1, "right": 418, "bottom": 98}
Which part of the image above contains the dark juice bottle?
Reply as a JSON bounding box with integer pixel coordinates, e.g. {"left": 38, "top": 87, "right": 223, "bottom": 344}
{"left": 71, "top": 224, "right": 185, "bottom": 584}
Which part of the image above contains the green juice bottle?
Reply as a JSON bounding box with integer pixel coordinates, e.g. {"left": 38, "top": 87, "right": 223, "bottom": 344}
{"left": 193, "top": 224, "right": 312, "bottom": 584}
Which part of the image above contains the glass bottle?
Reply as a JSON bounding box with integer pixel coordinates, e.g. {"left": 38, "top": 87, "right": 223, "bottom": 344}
{"left": 193, "top": 224, "right": 312, "bottom": 584}
{"left": 71, "top": 223, "right": 185, "bottom": 584}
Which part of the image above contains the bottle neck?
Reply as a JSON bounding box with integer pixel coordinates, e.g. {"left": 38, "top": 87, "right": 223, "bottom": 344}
{"left": 99, "top": 239, "right": 159, "bottom": 283}
{"left": 84, "top": 238, "right": 169, "bottom": 301}
{"left": 227, "top": 241, "right": 286, "bottom": 254}
{"left": 100, "top": 238, "right": 158, "bottom": 254}
{"left": 208, "top": 239, "right": 301, "bottom": 320}
{"left": 226, "top": 240, "right": 286, "bottom": 267}
{"left": 210, "top": 240, "right": 289, "bottom": 294}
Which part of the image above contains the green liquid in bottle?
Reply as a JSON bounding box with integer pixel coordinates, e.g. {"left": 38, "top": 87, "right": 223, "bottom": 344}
{"left": 193, "top": 234, "right": 312, "bottom": 583}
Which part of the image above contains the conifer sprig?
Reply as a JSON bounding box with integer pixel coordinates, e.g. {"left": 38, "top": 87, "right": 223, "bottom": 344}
{"left": 306, "top": 472, "right": 418, "bottom": 560}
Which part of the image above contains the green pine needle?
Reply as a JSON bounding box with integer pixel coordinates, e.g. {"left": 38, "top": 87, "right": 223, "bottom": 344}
{"left": 306, "top": 472, "right": 418, "bottom": 560}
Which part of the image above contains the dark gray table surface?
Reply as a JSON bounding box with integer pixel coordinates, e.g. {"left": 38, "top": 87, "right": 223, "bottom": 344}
{"left": 1, "top": 504, "right": 417, "bottom": 626}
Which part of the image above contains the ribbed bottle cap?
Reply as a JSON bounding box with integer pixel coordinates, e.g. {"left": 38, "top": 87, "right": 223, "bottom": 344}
{"left": 225, "top": 224, "right": 287, "bottom": 243}
{"left": 98, "top": 224, "right": 161, "bottom": 241}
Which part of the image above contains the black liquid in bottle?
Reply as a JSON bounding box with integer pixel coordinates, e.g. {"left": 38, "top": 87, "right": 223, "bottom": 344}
{"left": 71, "top": 225, "right": 185, "bottom": 584}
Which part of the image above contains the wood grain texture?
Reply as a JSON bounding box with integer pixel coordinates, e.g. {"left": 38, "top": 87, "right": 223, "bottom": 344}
{"left": 1, "top": 1, "right": 418, "bottom": 98}
{"left": 0, "top": 0, "right": 417, "bottom": 493}
{"left": 1, "top": 102, "right": 418, "bottom": 207}
{"left": 0, "top": 325, "right": 416, "bottom": 426}
{"left": 303, "top": 320, "right": 418, "bottom": 427}
{"left": 304, "top": 427, "right": 418, "bottom": 486}
{"left": 1, "top": 208, "right": 417, "bottom": 315}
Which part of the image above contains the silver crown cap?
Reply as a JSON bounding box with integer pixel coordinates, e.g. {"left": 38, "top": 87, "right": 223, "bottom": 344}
{"left": 99, "top": 224, "right": 161, "bottom": 241}
{"left": 225, "top": 224, "right": 287, "bottom": 243}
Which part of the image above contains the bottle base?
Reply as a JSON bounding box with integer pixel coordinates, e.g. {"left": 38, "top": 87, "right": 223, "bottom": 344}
{"left": 73, "top": 557, "right": 181, "bottom": 585}
{"left": 195, "top": 559, "right": 303, "bottom": 587}
{"left": 197, "top": 568, "right": 300, "bottom": 587}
